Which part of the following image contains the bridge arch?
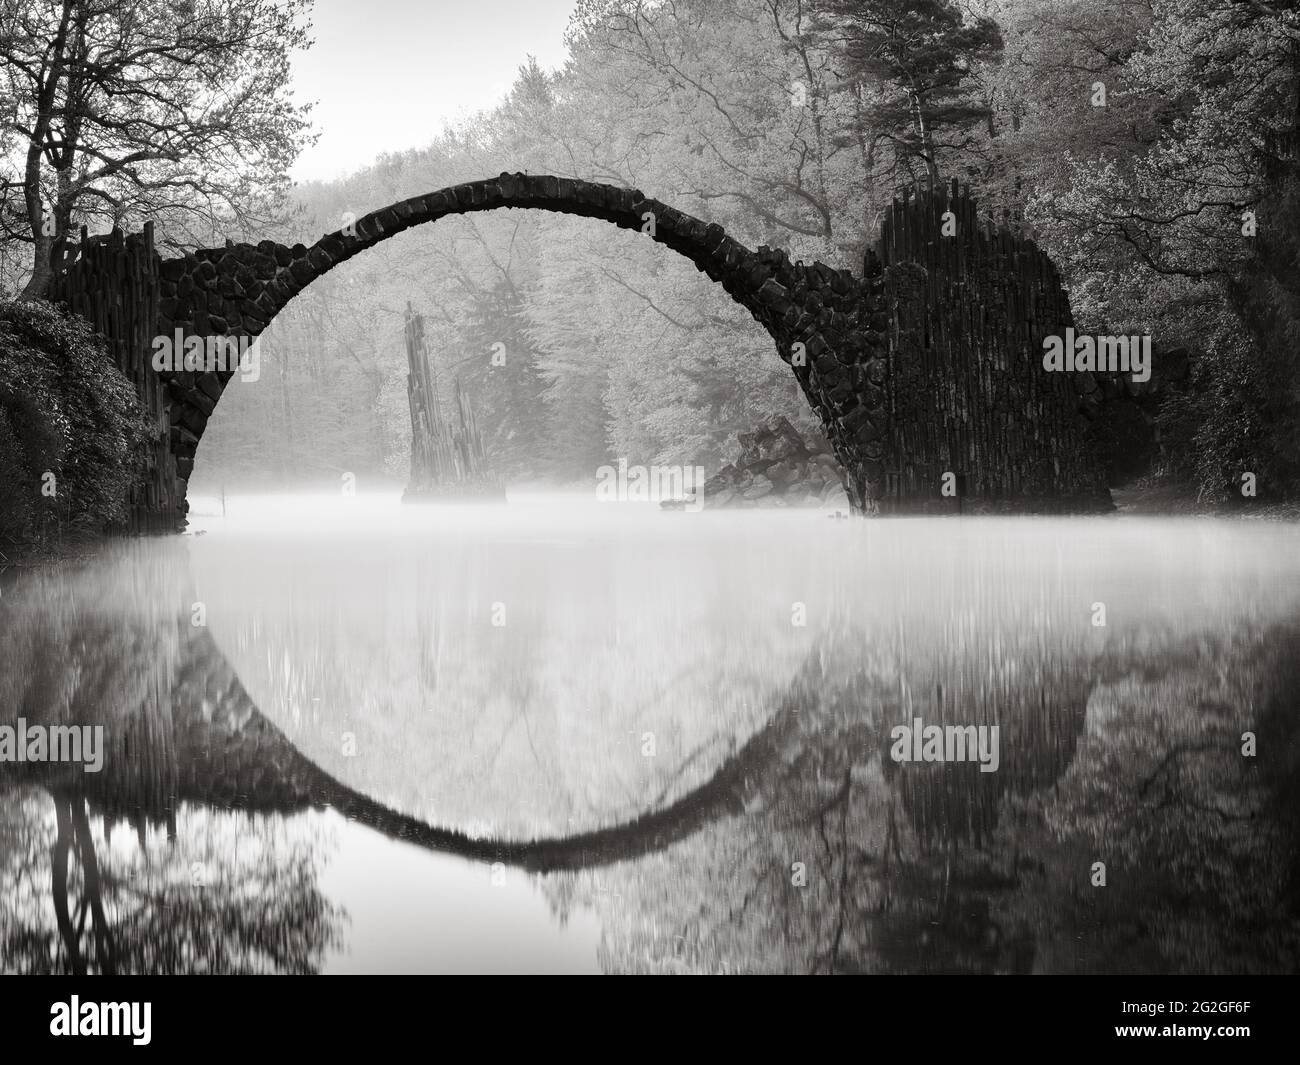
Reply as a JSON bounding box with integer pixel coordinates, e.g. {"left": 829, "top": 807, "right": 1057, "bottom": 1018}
{"left": 153, "top": 172, "right": 887, "bottom": 509}
{"left": 53, "top": 175, "right": 1116, "bottom": 525}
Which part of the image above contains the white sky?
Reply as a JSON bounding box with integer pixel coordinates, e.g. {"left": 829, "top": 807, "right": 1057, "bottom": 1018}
{"left": 289, "top": 0, "right": 578, "bottom": 183}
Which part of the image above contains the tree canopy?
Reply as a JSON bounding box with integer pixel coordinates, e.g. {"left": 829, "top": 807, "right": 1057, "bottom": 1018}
{"left": 0, "top": 0, "right": 314, "bottom": 299}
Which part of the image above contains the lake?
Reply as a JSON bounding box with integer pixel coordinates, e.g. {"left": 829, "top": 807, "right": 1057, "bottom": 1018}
{"left": 2, "top": 492, "right": 1299, "bottom": 973}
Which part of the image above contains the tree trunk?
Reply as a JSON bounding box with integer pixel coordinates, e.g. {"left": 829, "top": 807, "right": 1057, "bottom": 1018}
{"left": 19, "top": 156, "right": 53, "bottom": 301}
{"left": 17, "top": 1, "right": 73, "bottom": 301}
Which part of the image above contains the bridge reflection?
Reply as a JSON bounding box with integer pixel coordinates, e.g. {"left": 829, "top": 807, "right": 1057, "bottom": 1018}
{"left": 2, "top": 532, "right": 1298, "bottom": 974}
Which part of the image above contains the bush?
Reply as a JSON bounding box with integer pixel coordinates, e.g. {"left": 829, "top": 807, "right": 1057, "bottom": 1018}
{"left": 1153, "top": 316, "right": 1294, "bottom": 505}
{"left": 0, "top": 300, "right": 149, "bottom": 542}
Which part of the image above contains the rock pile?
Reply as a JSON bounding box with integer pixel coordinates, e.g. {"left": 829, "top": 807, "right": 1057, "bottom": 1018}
{"left": 667, "top": 417, "right": 849, "bottom": 509}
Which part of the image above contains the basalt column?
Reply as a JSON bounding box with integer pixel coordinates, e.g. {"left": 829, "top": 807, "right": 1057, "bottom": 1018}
{"left": 875, "top": 181, "right": 1113, "bottom": 513}
{"left": 50, "top": 224, "right": 183, "bottom": 532}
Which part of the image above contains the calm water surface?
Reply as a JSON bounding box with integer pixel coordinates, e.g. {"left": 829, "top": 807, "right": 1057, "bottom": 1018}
{"left": 3, "top": 493, "right": 1299, "bottom": 973}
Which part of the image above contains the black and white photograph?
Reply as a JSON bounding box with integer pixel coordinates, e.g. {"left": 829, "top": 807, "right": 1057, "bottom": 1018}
{"left": 0, "top": 0, "right": 1297, "bottom": 1036}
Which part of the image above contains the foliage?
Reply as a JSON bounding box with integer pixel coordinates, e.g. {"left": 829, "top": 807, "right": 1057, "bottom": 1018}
{"left": 0, "top": 299, "right": 148, "bottom": 539}
{"left": 996, "top": 0, "right": 1300, "bottom": 499}
{"left": 810, "top": 0, "right": 1004, "bottom": 182}
{"left": 16, "top": 0, "right": 1290, "bottom": 505}
{"left": 454, "top": 280, "right": 551, "bottom": 483}
{"left": 0, "top": 0, "right": 315, "bottom": 298}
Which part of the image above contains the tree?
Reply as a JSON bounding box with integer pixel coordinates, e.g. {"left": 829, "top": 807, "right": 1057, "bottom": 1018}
{"left": 1015, "top": 0, "right": 1300, "bottom": 497}
{"left": 0, "top": 0, "right": 315, "bottom": 300}
{"left": 810, "top": 0, "right": 1003, "bottom": 183}
{"left": 567, "top": 0, "right": 874, "bottom": 265}
{"left": 458, "top": 277, "right": 551, "bottom": 482}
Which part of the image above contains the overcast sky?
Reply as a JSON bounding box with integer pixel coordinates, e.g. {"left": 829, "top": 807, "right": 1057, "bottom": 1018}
{"left": 289, "top": 0, "right": 577, "bottom": 183}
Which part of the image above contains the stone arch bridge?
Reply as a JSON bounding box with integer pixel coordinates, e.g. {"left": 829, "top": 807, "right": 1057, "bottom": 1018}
{"left": 51, "top": 174, "right": 1116, "bottom": 528}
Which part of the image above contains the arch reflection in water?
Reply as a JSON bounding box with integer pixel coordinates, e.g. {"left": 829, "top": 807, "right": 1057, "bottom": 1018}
{"left": 2, "top": 501, "right": 1299, "bottom": 973}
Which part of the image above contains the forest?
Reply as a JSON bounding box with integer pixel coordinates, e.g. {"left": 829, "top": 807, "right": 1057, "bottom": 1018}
{"left": 199, "top": 0, "right": 1300, "bottom": 503}
{"left": 2, "top": 0, "right": 1299, "bottom": 514}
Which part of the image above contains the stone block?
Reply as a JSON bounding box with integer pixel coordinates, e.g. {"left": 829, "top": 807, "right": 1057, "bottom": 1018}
{"left": 196, "top": 372, "right": 224, "bottom": 401}
{"left": 188, "top": 389, "right": 215, "bottom": 417}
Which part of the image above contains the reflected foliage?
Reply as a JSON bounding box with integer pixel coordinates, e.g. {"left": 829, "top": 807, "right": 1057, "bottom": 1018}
{"left": 0, "top": 545, "right": 342, "bottom": 974}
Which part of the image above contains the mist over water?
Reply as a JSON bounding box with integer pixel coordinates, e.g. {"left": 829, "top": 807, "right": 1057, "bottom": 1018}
{"left": 4, "top": 493, "right": 1300, "bottom": 973}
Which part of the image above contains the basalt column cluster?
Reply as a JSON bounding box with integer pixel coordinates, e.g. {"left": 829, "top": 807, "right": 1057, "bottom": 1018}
{"left": 47, "top": 224, "right": 181, "bottom": 532}
{"left": 875, "top": 181, "right": 1114, "bottom": 513}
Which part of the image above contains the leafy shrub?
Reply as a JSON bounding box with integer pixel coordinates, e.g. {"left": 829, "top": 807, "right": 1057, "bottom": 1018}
{"left": 1153, "top": 316, "right": 1294, "bottom": 505}
{"left": 0, "top": 300, "right": 149, "bottom": 541}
